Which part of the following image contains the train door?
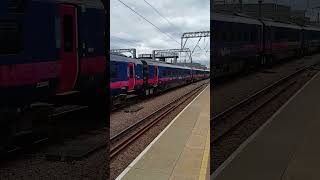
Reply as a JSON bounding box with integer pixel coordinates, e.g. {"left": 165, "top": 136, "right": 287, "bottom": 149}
{"left": 57, "top": 4, "right": 79, "bottom": 94}
{"left": 141, "top": 61, "right": 148, "bottom": 87}
{"left": 128, "top": 63, "right": 135, "bottom": 91}
{"left": 191, "top": 69, "right": 194, "bottom": 81}
{"left": 154, "top": 65, "right": 158, "bottom": 86}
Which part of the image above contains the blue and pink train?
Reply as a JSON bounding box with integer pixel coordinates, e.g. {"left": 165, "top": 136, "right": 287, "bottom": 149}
{"left": 0, "top": 0, "right": 106, "bottom": 107}
{"left": 110, "top": 54, "right": 210, "bottom": 105}
{"left": 212, "top": 13, "right": 320, "bottom": 78}
{"left": 0, "top": 0, "right": 105, "bottom": 144}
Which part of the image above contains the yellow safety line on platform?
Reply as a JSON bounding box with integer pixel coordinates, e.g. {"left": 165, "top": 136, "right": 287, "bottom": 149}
{"left": 199, "top": 129, "right": 210, "bottom": 180}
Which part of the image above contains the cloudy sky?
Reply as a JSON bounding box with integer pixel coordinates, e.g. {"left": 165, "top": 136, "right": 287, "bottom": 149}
{"left": 110, "top": 0, "right": 210, "bottom": 67}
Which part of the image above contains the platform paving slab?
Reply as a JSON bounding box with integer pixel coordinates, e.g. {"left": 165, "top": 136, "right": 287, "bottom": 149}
{"left": 120, "top": 85, "right": 210, "bottom": 180}
{"left": 213, "top": 73, "right": 320, "bottom": 180}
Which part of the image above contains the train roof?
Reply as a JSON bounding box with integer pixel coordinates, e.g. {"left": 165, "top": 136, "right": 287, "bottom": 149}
{"left": 262, "top": 20, "right": 302, "bottom": 30}
{"left": 33, "top": 0, "right": 104, "bottom": 9}
{"left": 141, "top": 59, "right": 192, "bottom": 70}
{"left": 193, "top": 68, "right": 210, "bottom": 72}
{"left": 211, "top": 13, "right": 262, "bottom": 26}
{"left": 212, "top": 13, "right": 303, "bottom": 30}
{"left": 303, "top": 25, "right": 320, "bottom": 32}
{"left": 110, "top": 54, "right": 143, "bottom": 64}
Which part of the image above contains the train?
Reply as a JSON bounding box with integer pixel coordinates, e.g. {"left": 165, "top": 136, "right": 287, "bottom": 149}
{"left": 0, "top": 0, "right": 209, "bottom": 148}
{"left": 212, "top": 12, "right": 320, "bottom": 78}
{"left": 110, "top": 54, "right": 210, "bottom": 106}
{"left": 0, "top": 0, "right": 106, "bottom": 146}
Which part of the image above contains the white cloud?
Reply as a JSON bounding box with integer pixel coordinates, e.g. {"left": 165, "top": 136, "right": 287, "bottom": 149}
{"left": 110, "top": 0, "right": 210, "bottom": 66}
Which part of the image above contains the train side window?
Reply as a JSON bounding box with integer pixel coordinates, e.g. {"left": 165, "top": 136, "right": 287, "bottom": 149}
{"left": 155, "top": 67, "right": 158, "bottom": 77}
{"left": 244, "top": 32, "right": 249, "bottom": 42}
{"left": 250, "top": 32, "right": 256, "bottom": 42}
{"left": 63, "top": 15, "right": 73, "bottom": 52}
{"left": 237, "top": 32, "right": 241, "bottom": 41}
{"left": 226, "top": 32, "right": 230, "bottom": 42}
{"left": 222, "top": 32, "right": 227, "bottom": 42}
{"left": 0, "top": 22, "right": 23, "bottom": 54}
{"left": 216, "top": 31, "right": 220, "bottom": 42}
{"left": 111, "top": 62, "right": 118, "bottom": 79}
{"left": 242, "top": 32, "right": 245, "bottom": 41}
{"left": 230, "top": 32, "right": 234, "bottom": 42}
{"left": 232, "top": 32, "right": 236, "bottom": 41}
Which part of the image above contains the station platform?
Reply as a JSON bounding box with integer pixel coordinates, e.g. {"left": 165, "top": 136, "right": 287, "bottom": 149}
{"left": 212, "top": 72, "right": 320, "bottom": 180}
{"left": 117, "top": 85, "right": 210, "bottom": 180}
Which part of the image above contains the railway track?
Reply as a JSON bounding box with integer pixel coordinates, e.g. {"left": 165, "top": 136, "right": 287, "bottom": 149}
{"left": 211, "top": 64, "right": 318, "bottom": 145}
{"left": 110, "top": 80, "right": 209, "bottom": 159}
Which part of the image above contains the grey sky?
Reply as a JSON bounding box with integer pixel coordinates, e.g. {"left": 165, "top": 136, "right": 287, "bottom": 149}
{"left": 110, "top": 0, "right": 210, "bottom": 67}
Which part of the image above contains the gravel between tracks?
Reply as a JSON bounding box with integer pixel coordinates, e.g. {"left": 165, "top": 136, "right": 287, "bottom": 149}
{"left": 212, "top": 54, "right": 320, "bottom": 116}
{"left": 211, "top": 57, "right": 320, "bottom": 173}
{"left": 110, "top": 81, "right": 209, "bottom": 180}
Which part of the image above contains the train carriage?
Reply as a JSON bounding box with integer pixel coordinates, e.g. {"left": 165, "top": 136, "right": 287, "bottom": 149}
{"left": 110, "top": 55, "right": 210, "bottom": 106}
{"left": 302, "top": 26, "right": 320, "bottom": 54}
{"left": 212, "top": 13, "right": 263, "bottom": 78}
{"left": 262, "top": 20, "right": 302, "bottom": 62}
{"left": 212, "top": 12, "right": 320, "bottom": 79}
{"left": 110, "top": 54, "right": 143, "bottom": 104}
{"left": 192, "top": 68, "right": 210, "bottom": 81}
{"left": 0, "top": 0, "right": 105, "bottom": 146}
{"left": 155, "top": 62, "right": 192, "bottom": 91}
{"left": 0, "top": 0, "right": 105, "bottom": 107}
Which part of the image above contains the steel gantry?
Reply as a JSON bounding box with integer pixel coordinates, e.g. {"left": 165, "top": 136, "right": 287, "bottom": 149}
{"left": 181, "top": 31, "right": 210, "bottom": 63}
{"left": 152, "top": 48, "right": 191, "bottom": 63}
{"left": 181, "top": 31, "right": 210, "bottom": 49}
